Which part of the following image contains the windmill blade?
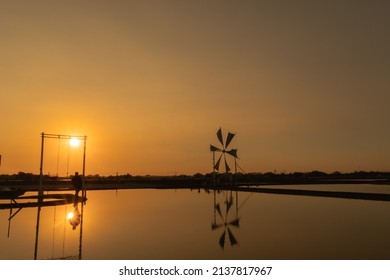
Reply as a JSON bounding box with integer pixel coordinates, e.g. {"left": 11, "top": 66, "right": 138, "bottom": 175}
{"left": 214, "top": 154, "right": 222, "bottom": 171}
{"left": 225, "top": 132, "right": 235, "bottom": 149}
{"left": 229, "top": 218, "right": 240, "bottom": 228}
{"left": 212, "top": 223, "right": 223, "bottom": 230}
{"left": 226, "top": 149, "right": 238, "bottom": 158}
{"left": 216, "top": 128, "right": 224, "bottom": 147}
{"left": 210, "top": 145, "right": 221, "bottom": 152}
{"left": 215, "top": 203, "right": 223, "bottom": 219}
{"left": 227, "top": 228, "right": 238, "bottom": 246}
{"left": 219, "top": 230, "right": 226, "bottom": 249}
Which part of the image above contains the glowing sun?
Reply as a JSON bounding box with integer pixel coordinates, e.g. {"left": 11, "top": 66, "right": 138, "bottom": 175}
{"left": 69, "top": 138, "right": 80, "bottom": 147}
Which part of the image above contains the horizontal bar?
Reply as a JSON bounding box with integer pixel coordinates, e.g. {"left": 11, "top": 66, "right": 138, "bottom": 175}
{"left": 42, "top": 133, "right": 87, "bottom": 140}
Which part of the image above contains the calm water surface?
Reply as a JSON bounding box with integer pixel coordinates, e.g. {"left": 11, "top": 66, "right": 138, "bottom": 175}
{"left": 1, "top": 184, "right": 390, "bottom": 260}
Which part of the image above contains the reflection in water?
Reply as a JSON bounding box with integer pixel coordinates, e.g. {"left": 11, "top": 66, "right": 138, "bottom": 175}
{"left": 68, "top": 207, "right": 81, "bottom": 230}
{"left": 69, "top": 192, "right": 82, "bottom": 230}
{"left": 2, "top": 184, "right": 390, "bottom": 259}
{"left": 212, "top": 189, "right": 240, "bottom": 249}
{"left": 0, "top": 190, "right": 87, "bottom": 259}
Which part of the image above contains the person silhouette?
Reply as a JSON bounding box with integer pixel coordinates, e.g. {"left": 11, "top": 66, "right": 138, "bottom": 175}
{"left": 72, "top": 172, "right": 82, "bottom": 198}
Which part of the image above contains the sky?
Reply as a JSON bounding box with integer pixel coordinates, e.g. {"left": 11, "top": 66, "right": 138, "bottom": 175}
{"left": 1, "top": 0, "right": 390, "bottom": 176}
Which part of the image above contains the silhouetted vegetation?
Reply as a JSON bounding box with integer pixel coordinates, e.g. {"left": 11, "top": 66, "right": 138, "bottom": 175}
{"left": 1, "top": 170, "right": 390, "bottom": 187}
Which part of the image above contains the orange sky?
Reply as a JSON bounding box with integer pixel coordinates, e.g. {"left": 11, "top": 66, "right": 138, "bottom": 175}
{"left": 1, "top": 1, "right": 390, "bottom": 176}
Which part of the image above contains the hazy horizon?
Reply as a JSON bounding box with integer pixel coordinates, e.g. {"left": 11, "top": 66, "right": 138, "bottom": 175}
{"left": 1, "top": 1, "right": 390, "bottom": 176}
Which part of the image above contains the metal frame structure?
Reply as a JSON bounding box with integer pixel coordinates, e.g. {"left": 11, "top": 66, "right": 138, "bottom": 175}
{"left": 36, "top": 132, "right": 87, "bottom": 259}
{"left": 39, "top": 133, "right": 87, "bottom": 196}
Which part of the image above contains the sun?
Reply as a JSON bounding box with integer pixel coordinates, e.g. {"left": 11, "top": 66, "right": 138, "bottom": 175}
{"left": 69, "top": 138, "right": 81, "bottom": 147}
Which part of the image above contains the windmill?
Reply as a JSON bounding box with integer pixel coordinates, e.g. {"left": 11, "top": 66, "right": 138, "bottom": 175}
{"left": 211, "top": 190, "right": 240, "bottom": 249}
{"left": 210, "top": 127, "right": 238, "bottom": 185}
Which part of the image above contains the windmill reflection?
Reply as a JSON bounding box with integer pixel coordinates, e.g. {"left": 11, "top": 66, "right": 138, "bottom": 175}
{"left": 212, "top": 189, "right": 240, "bottom": 249}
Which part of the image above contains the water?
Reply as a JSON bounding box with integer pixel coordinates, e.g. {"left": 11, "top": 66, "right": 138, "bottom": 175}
{"left": 1, "top": 184, "right": 390, "bottom": 260}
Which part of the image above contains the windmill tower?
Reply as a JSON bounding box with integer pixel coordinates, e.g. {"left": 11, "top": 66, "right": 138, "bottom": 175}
{"left": 210, "top": 127, "right": 238, "bottom": 186}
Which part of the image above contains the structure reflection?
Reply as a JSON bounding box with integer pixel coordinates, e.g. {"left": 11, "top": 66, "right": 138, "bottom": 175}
{"left": 0, "top": 188, "right": 87, "bottom": 259}
{"left": 211, "top": 189, "right": 240, "bottom": 249}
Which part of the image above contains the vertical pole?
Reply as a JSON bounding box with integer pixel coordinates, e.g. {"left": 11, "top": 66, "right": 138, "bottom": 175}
{"left": 39, "top": 133, "right": 45, "bottom": 196}
{"left": 35, "top": 132, "right": 45, "bottom": 259}
{"left": 79, "top": 135, "right": 87, "bottom": 260}
{"left": 66, "top": 143, "right": 70, "bottom": 178}
{"left": 234, "top": 157, "right": 237, "bottom": 187}
{"left": 62, "top": 205, "right": 67, "bottom": 258}
{"left": 212, "top": 151, "right": 216, "bottom": 187}
{"left": 78, "top": 198, "right": 84, "bottom": 260}
{"left": 82, "top": 136, "right": 87, "bottom": 198}
{"left": 56, "top": 136, "right": 60, "bottom": 178}
{"left": 7, "top": 206, "right": 12, "bottom": 238}
{"left": 213, "top": 190, "right": 216, "bottom": 226}
{"left": 235, "top": 190, "right": 238, "bottom": 219}
{"left": 34, "top": 205, "right": 42, "bottom": 260}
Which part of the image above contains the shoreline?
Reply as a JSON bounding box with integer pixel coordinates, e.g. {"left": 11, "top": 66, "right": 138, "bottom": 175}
{"left": 2, "top": 178, "right": 390, "bottom": 203}
{"left": 1, "top": 176, "right": 390, "bottom": 191}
